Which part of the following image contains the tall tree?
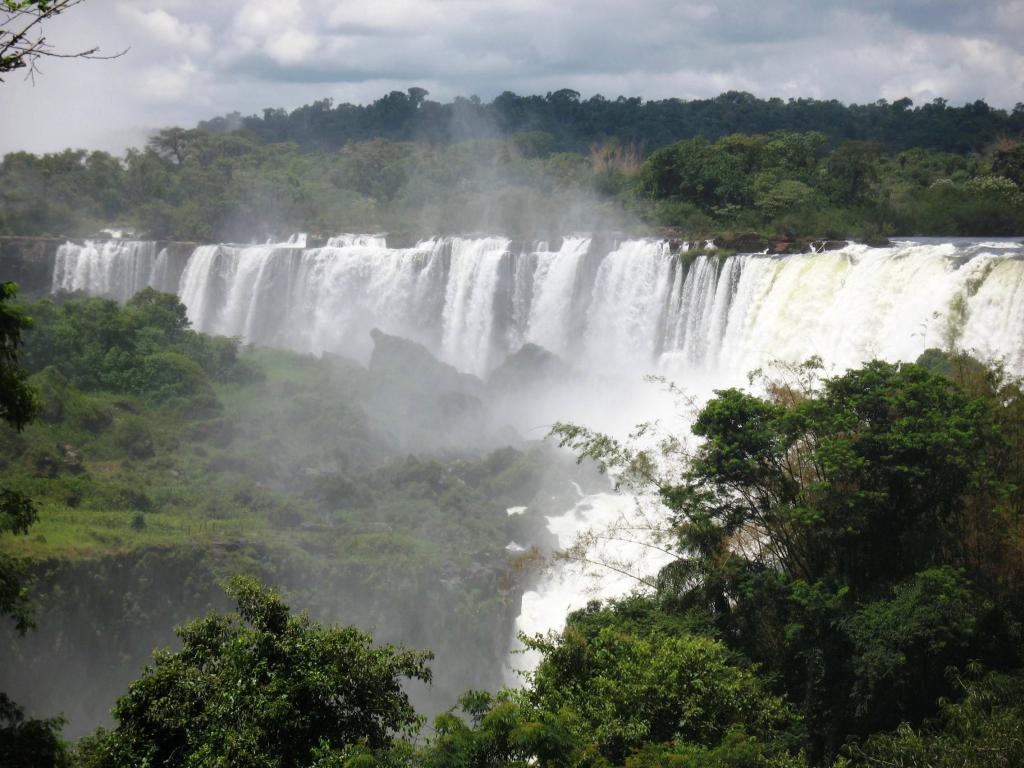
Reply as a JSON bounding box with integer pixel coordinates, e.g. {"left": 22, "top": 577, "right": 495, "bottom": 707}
{"left": 553, "top": 355, "right": 1024, "bottom": 762}
{"left": 77, "top": 577, "right": 433, "bottom": 767}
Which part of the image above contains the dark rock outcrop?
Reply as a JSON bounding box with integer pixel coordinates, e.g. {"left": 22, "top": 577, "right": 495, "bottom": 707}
{"left": 368, "top": 328, "right": 483, "bottom": 398}
{"left": 366, "top": 328, "right": 503, "bottom": 454}
{"left": 0, "top": 236, "right": 63, "bottom": 293}
{"left": 487, "top": 343, "right": 571, "bottom": 396}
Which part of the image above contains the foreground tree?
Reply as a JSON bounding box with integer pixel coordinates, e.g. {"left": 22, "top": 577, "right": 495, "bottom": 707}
{"left": 845, "top": 668, "right": 1024, "bottom": 767}
{"left": 417, "top": 623, "right": 803, "bottom": 768}
{"left": 554, "top": 354, "right": 1024, "bottom": 764}
{"left": 77, "top": 576, "right": 433, "bottom": 768}
{"left": 422, "top": 689, "right": 580, "bottom": 768}
{"left": 525, "top": 609, "right": 802, "bottom": 766}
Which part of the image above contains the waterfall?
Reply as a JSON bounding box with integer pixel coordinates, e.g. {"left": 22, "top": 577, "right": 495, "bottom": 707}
{"left": 509, "top": 486, "right": 678, "bottom": 677}
{"left": 55, "top": 236, "right": 1024, "bottom": 382}
{"left": 509, "top": 238, "right": 1024, "bottom": 672}
{"left": 440, "top": 237, "right": 512, "bottom": 375}
{"left": 523, "top": 237, "right": 591, "bottom": 357}
{"left": 583, "top": 239, "right": 677, "bottom": 367}
{"left": 52, "top": 240, "right": 174, "bottom": 302}
{"left": 51, "top": 235, "right": 1024, "bottom": 675}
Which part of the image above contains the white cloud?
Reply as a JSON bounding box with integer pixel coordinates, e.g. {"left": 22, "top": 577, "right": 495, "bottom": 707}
{"left": 118, "top": 5, "right": 211, "bottom": 54}
{"left": 136, "top": 61, "right": 199, "bottom": 103}
{"left": 0, "top": 0, "right": 1021, "bottom": 155}
{"left": 264, "top": 28, "right": 320, "bottom": 66}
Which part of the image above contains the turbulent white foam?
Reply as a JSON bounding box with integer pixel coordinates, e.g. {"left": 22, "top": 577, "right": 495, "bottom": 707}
{"left": 507, "top": 488, "right": 677, "bottom": 680}
{"left": 326, "top": 233, "right": 388, "bottom": 248}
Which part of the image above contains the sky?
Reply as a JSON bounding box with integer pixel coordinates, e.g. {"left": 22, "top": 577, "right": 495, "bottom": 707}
{"left": 1, "top": 0, "right": 1022, "bottom": 155}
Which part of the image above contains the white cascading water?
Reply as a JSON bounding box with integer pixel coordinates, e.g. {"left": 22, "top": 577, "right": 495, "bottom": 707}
{"left": 52, "top": 240, "right": 174, "bottom": 302}
{"left": 58, "top": 236, "right": 1024, "bottom": 383}
{"left": 521, "top": 237, "right": 591, "bottom": 357}
{"left": 326, "top": 234, "right": 388, "bottom": 248}
{"left": 52, "top": 235, "right": 1024, "bottom": 674}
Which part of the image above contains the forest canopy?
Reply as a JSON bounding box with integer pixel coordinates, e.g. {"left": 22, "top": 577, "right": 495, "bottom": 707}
{"left": 0, "top": 89, "right": 1021, "bottom": 242}
{"left": 7, "top": 330, "right": 1023, "bottom": 767}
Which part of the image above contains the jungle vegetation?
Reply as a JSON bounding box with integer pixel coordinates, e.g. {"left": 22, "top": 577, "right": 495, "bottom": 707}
{"left": 1, "top": 86, "right": 1024, "bottom": 768}
{"left": 0, "top": 287, "right": 578, "bottom": 759}
{"left": 3, "top": 285, "right": 1024, "bottom": 766}
{"left": 0, "top": 89, "right": 1021, "bottom": 242}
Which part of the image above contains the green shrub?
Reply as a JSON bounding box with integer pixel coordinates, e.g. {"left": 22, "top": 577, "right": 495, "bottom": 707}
{"left": 136, "top": 353, "right": 212, "bottom": 399}
{"left": 113, "top": 416, "right": 154, "bottom": 459}
{"left": 31, "top": 368, "right": 113, "bottom": 433}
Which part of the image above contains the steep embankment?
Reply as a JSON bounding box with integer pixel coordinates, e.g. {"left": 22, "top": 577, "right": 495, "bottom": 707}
{"left": 0, "top": 310, "right": 573, "bottom": 736}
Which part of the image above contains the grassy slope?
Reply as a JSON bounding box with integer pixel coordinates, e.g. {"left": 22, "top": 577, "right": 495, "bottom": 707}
{"left": 0, "top": 346, "right": 542, "bottom": 564}
{"left": 0, "top": 342, "right": 572, "bottom": 732}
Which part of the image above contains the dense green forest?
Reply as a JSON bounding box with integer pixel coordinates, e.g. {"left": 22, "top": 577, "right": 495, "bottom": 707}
{"left": 1, "top": 89, "right": 1021, "bottom": 242}
{"left": 0, "top": 284, "right": 587, "bottom": 761}
{"left": 4, "top": 280, "right": 1024, "bottom": 766}
{"left": 201, "top": 90, "right": 1024, "bottom": 156}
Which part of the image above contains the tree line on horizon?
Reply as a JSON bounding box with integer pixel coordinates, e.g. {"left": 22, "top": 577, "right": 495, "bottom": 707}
{"left": 0, "top": 88, "right": 1022, "bottom": 244}
{"left": 200, "top": 88, "right": 1024, "bottom": 157}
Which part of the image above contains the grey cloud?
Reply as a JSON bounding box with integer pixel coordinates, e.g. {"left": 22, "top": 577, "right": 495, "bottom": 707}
{"left": 0, "top": 0, "right": 1020, "bottom": 154}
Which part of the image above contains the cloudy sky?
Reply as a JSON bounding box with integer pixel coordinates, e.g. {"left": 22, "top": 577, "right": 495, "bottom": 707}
{"left": 1, "top": 0, "right": 1022, "bottom": 154}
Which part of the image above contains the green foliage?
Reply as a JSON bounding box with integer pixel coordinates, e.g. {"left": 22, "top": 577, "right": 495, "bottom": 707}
{"left": 200, "top": 91, "right": 1023, "bottom": 158}
{"left": 31, "top": 367, "right": 111, "bottom": 432}
{"left": 77, "top": 576, "right": 432, "bottom": 767}
{"left": 0, "top": 284, "right": 39, "bottom": 632}
{"left": 2, "top": 93, "right": 1022, "bottom": 240}
{"left": 0, "top": 306, "right": 559, "bottom": 737}
{"left": 423, "top": 690, "right": 579, "bottom": 768}
{"left": 637, "top": 136, "right": 754, "bottom": 213}
{"left": 847, "top": 670, "right": 1024, "bottom": 768}
{"left": 0, "top": 280, "right": 39, "bottom": 639}
{"left": 0, "top": 284, "right": 38, "bottom": 431}
{"left": 20, "top": 291, "right": 246, "bottom": 399}
{"left": 526, "top": 617, "right": 798, "bottom": 765}
{"left": 844, "top": 568, "right": 980, "bottom": 727}
{"left": 0, "top": 279, "right": 72, "bottom": 767}
{"left": 111, "top": 415, "right": 153, "bottom": 459}
{"left": 137, "top": 352, "right": 212, "bottom": 399}
{"left": 824, "top": 141, "right": 881, "bottom": 204}
{"left": 0, "top": 489, "right": 37, "bottom": 633}
{"left": 991, "top": 143, "right": 1024, "bottom": 187}
{"left": 630, "top": 130, "right": 1021, "bottom": 235}
{"left": 684, "top": 360, "right": 1001, "bottom": 594}
{"left": 554, "top": 356, "right": 1024, "bottom": 764}
{"left": 624, "top": 728, "right": 805, "bottom": 768}
{"left": 0, "top": 692, "right": 69, "bottom": 768}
